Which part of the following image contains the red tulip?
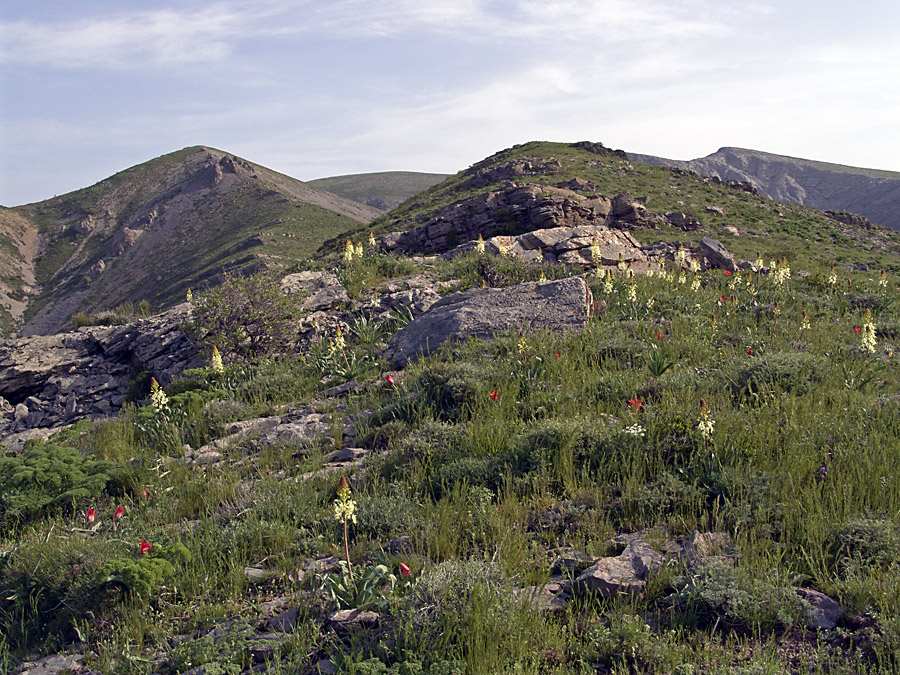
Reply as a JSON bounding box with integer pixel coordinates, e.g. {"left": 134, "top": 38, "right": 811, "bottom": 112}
{"left": 747, "top": 348, "right": 754, "bottom": 355}
{"left": 854, "top": 327, "right": 862, "bottom": 333}
{"left": 719, "top": 296, "right": 728, "bottom": 303}
{"left": 385, "top": 374, "right": 395, "bottom": 386}
{"left": 489, "top": 390, "right": 499, "bottom": 402}
{"left": 86, "top": 508, "right": 96, "bottom": 523}
{"left": 114, "top": 506, "right": 125, "bottom": 520}
{"left": 399, "top": 562, "right": 411, "bottom": 576}
{"left": 656, "top": 331, "right": 664, "bottom": 340}
{"left": 628, "top": 398, "right": 642, "bottom": 411}
{"left": 139, "top": 541, "right": 151, "bottom": 555}
{"left": 724, "top": 270, "right": 732, "bottom": 276}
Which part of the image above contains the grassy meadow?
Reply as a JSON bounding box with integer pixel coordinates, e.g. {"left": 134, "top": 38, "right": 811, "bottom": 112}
{"left": 2, "top": 249, "right": 900, "bottom": 674}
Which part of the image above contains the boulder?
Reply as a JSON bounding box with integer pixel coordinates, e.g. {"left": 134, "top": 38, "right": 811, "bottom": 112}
{"left": 573, "top": 532, "right": 665, "bottom": 598}
{"left": 383, "top": 276, "right": 593, "bottom": 367}
{"left": 797, "top": 588, "right": 842, "bottom": 630}
{"left": 698, "top": 236, "right": 738, "bottom": 272}
{"left": 280, "top": 270, "right": 349, "bottom": 312}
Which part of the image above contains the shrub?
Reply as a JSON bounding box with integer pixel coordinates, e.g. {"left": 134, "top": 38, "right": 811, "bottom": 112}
{"left": 0, "top": 443, "right": 122, "bottom": 527}
{"left": 829, "top": 516, "right": 900, "bottom": 573}
{"left": 98, "top": 542, "right": 191, "bottom": 598}
{"left": 732, "top": 352, "right": 826, "bottom": 398}
{"left": 189, "top": 271, "right": 301, "bottom": 361}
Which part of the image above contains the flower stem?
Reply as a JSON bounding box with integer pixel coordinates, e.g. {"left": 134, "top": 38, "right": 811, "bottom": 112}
{"left": 343, "top": 516, "right": 353, "bottom": 583}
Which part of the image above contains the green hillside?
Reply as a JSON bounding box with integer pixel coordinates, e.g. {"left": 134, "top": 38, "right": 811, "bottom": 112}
{"left": 308, "top": 171, "right": 450, "bottom": 211}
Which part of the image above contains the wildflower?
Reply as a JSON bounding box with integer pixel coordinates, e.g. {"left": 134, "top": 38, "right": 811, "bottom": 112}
{"left": 368, "top": 231, "right": 377, "bottom": 250}
{"left": 854, "top": 326, "right": 862, "bottom": 333}
{"left": 209, "top": 345, "right": 224, "bottom": 375}
{"left": 828, "top": 266, "right": 837, "bottom": 288}
{"left": 723, "top": 270, "right": 732, "bottom": 276}
{"left": 590, "top": 238, "right": 601, "bottom": 265}
{"left": 718, "top": 295, "right": 728, "bottom": 304}
{"left": 497, "top": 239, "right": 508, "bottom": 256}
{"left": 617, "top": 253, "right": 627, "bottom": 273}
{"left": 862, "top": 310, "right": 877, "bottom": 354}
{"left": 728, "top": 272, "right": 739, "bottom": 291}
{"left": 677, "top": 271, "right": 686, "bottom": 286}
{"left": 626, "top": 264, "right": 634, "bottom": 279}
{"left": 399, "top": 562, "right": 411, "bottom": 576}
{"left": 675, "top": 245, "right": 686, "bottom": 267}
{"left": 800, "top": 311, "right": 811, "bottom": 332}
{"left": 554, "top": 352, "right": 561, "bottom": 359}
{"left": 334, "top": 326, "right": 346, "bottom": 351}
{"left": 333, "top": 478, "right": 357, "bottom": 525}
{"left": 476, "top": 233, "right": 485, "bottom": 254}
{"left": 690, "top": 275, "right": 701, "bottom": 293}
{"left": 139, "top": 541, "right": 151, "bottom": 556}
{"left": 517, "top": 332, "right": 528, "bottom": 358}
{"left": 879, "top": 270, "right": 888, "bottom": 292}
{"left": 755, "top": 252, "right": 764, "bottom": 271}
{"left": 343, "top": 238, "right": 354, "bottom": 264}
{"left": 149, "top": 377, "right": 168, "bottom": 413}
{"left": 647, "top": 268, "right": 655, "bottom": 278}
{"left": 114, "top": 506, "right": 125, "bottom": 520}
{"left": 354, "top": 241, "right": 364, "bottom": 258}
{"left": 539, "top": 271, "right": 546, "bottom": 282}
{"left": 627, "top": 280, "right": 637, "bottom": 304}
{"left": 697, "top": 399, "right": 715, "bottom": 441}
{"left": 489, "top": 390, "right": 500, "bottom": 402}
{"left": 186, "top": 287, "right": 193, "bottom": 303}
{"left": 603, "top": 269, "right": 614, "bottom": 295}
{"left": 747, "top": 348, "right": 754, "bottom": 355}
{"left": 646, "top": 295, "right": 655, "bottom": 312}
{"left": 385, "top": 374, "right": 395, "bottom": 387}
{"left": 86, "top": 508, "right": 96, "bottom": 524}
{"left": 628, "top": 398, "right": 643, "bottom": 411}
{"left": 689, "top": 259, "right": 701, "bottom": 274}
{"left": 623, "top": 423, "right": 645, "bottom": 437}
{"left": 657, "top": 331, "right": 665, "bottom": 340}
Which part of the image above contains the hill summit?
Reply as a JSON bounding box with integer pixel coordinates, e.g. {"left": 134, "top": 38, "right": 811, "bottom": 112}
{"left": 1, "top": 147, "right": 380, "bottom": 336}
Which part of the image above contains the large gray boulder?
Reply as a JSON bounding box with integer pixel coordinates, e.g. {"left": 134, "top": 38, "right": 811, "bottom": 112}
{"left": 383, "top": 276, "right": 593, "bottom": 368}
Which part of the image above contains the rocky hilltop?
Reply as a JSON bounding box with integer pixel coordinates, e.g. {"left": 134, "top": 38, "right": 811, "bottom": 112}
{"left": 2, "top": 148, "right": 380, "bottom": 337}
{"left": 631, "top": 147, "right": 900, "bottom": 231}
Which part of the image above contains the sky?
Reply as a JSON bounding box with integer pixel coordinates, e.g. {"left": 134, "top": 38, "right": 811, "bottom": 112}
{"left": 2, "top": 0, "right": 899, "bottom": 206}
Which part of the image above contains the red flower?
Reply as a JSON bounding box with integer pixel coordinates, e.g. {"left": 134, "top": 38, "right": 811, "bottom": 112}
{"left": 86, "top": 508, "right": 96, "bottom": 524}
{"left": 385, "top": 374, "right": 395, "bottom": 386}
{"left": 747, "top": 348, "right": 754, "bottom": 355}
{"left": 554, "top": 352, "right": 561, "bottom": 359}
{"left": 114, "top": 506, "right": 125, "bottom": 520}
{"left": 489, "top": 390, "right": 499, "bottom": 402}
{"left": 719, "top": 295, "right": 728, "bottom": 303}
{"left": 854, "top": 327, "right": 862, "bottom": 333}
{"left": 139, "top": 541, "right": 151, "bottom": 555}
{"left": 656, "top": 331, "right": 664, "bottom": 340}
{"left": 399, "top": 562, "right": 411, "bottom": 576}
{"left": 628, "top": 398, "right": 642, "bottom": 411}
{"left": 724, "top": 270, "right": 732, "bottom": 275}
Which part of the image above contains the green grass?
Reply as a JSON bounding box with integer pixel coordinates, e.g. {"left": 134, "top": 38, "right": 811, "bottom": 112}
{"left": 3, "top": 258, "right": 900, "bottom": 673}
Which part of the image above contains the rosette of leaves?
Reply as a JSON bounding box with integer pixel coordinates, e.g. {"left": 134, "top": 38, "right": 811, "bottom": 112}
{"left": 0, "top": 443, "right": 121, "bottom": 527}
{"left": 98, "top": 542, "right": 191, "bottom": 598}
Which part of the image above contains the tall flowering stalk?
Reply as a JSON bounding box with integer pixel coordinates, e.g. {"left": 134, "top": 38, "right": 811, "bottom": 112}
{"left": 828, "top": 266, "right": 838, "bottom": 295}
{"left": 368, "top": 231, "right": 377, "bottom": 251}
{"left": 476, "top": 233, "right": 485, "bottom": 254}
{"left": 697, "top": 399, "right": 715, "bottom": 452}
{"left": 343, "top": 239, "right": 355, "bottom": 265}
{"left": 334, "top": 476, "right": 357, "bottom": 582}
{"left": 862, "top": 310, "right": 877, "bottom": 355}
{"left": 590, "top": 238, "right": 601, "bottom": 267}
{"left": 209, "top": 345, "right": 224, "bottom": 375}
{"left": 149, "top": 377, "right": 169, "bottom": 416}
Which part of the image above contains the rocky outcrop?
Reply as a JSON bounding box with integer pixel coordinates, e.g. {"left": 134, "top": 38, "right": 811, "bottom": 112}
{"left": 448, "top": 225, "right": 650, "bottom": 270}
{"left": 383, "top": 276, "right": 593, "bottom": 367}
{"left": 0, "top": 304, "right": 201, "bottom": 445}
{"left": 574, "top": 532, "right": 665, "bottom": 598}
{"left": 384, "top": 183, "right": 661, "bottom": 255}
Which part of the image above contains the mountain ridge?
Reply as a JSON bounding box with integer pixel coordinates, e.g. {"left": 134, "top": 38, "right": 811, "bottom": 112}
{"left": 1, "top": 147, "right": 380, "bottom": 336}
{"left": 630, "top": 146, "right": 900, "bottom": 230}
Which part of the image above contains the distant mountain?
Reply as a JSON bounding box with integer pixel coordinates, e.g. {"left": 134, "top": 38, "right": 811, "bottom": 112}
{"left": 2, "top": 147, "right": 380, "bottom": 336}
{"left": 630, "top": 147, "right": 900, "bottom": 230}
{"left": 308, "top": 171, "right": 450, "bottom": 211}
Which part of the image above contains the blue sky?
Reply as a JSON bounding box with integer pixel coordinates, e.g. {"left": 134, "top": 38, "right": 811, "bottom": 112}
{"left": 2, "top": 0, "right": 899, "bottom": 206}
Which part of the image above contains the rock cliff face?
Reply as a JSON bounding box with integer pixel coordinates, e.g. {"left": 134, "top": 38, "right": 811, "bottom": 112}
{"left": 380, "top": 182, "right": 700, "bottom": 255}
{"left": 0, "top": 305, "right": 201, "bottom": 447}
{"left": 632, "top": 147, "right": 900, "bottom": 231}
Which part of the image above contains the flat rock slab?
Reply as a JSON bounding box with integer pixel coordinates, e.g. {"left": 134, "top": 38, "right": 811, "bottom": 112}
{"left": 384, "top": 276, "right": 593, "bottom": 368}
